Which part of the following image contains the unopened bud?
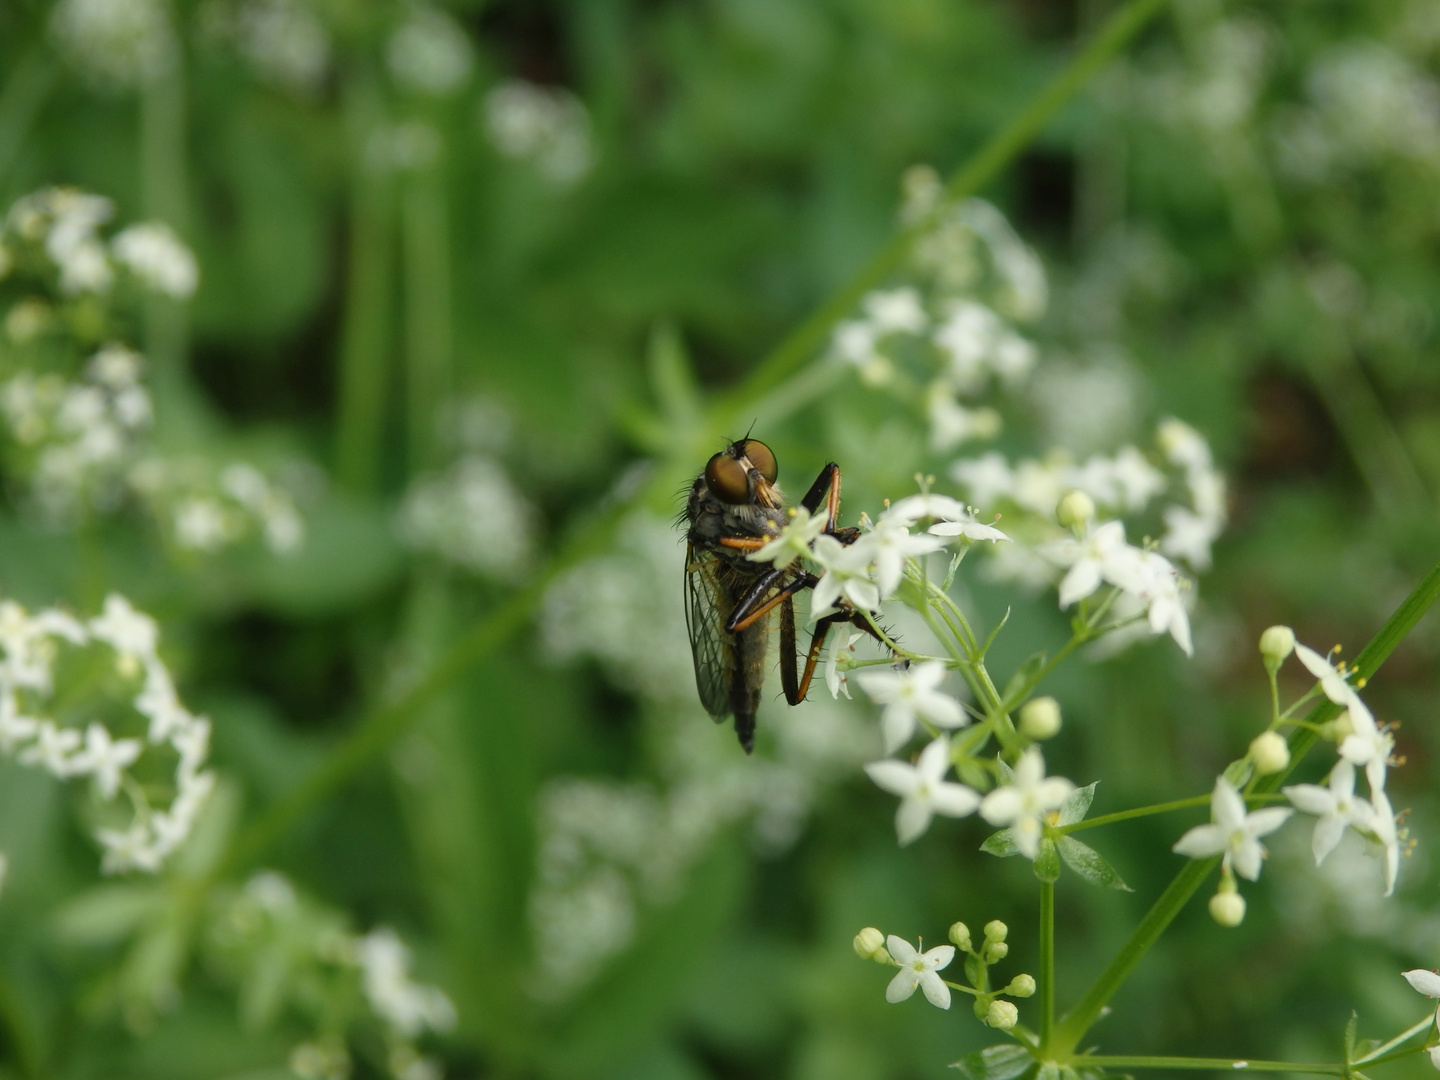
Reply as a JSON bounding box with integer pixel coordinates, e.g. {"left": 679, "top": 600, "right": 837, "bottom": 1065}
{"left": 1259, "top": 625, "right": 1296, "bottom": 667}
{"left": 1209, "top": 886, "right": 1246, "bottom": 928}
{"left": 948, "top": 922, "right": 971, "bottom": 950}
{"left": 987, "top": 999, "right": 1019, "bottom": 1030}
{"left": 1019, "top": 696, "right": 1062, "bottom": 740}
{"left": 984, "top": 941, "right": 1009, "bottom": 963}
{"left": 1331, "top": 710, "right": 1357, "bottom": 742}
{"left": 1248, "top": 731, "right": 1290, "bottom": 776}
{"left": 1056, "top": 490, "right": 1096, "bottom": 530}
{"left": 853, "top": 927, "right": 887, "bottom": 961}
{"left": 1006, "top": 974, "right": 1036, "bottom": 998}
{"left": 983, "top": 920, "right": 1008, "bottom": 943}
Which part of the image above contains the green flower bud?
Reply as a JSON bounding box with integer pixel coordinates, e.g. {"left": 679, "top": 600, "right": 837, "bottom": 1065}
{"left": 984, "top": 941, "right": 1009, "bottom": 963}
{"left": 1056, "top": 490, "right": 1096, "bottom": 530}
{"left": 948, "top": 921, "right": 972, "bottom": 950}
{"left": 1248, "top": 731, "right": 1290, "bottom": 776}
{"left": 853, "top": 927, "right": 887, "bottom": 961}
{"left": 1259, "top": 625, "right": 1296, "bottom": 667}
{"left": 983, "top": 920, "right": 1008, "bottom": 942}
{"left": 987, "top": 999, "right": 1019, "bottom": 1030}
{"left": 1006, "top": 974, "right": 1036, "bottom": 998}
{"left": 1019, "top": 696, "right": 1062, "bottom": 740}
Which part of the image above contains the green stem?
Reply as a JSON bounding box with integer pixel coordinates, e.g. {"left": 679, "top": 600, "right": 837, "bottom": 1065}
{"left": 1056, "top": 794, "right": 1211, "bottom": 834}
{"left": 334, "top": 75, "right": 395, "bottom": 494}
{"left": 1039, "top": 879, "right": 1055, "bottom": 1050}
{"left": 1052, "top": 557, "right": 1440, "bottom": 1058}
{"left": 1353, "top": 1014, "right": 1435, "bottom": 1065}
{"left": 711, "top": 0, "right": 1171, "bottom": 428}
{"left": 0, "top": 47, "right": 55, "bottom": 190}
{"left": 215, "top": 0, "right": 1177, "bottom": 874}
{"left": 1081, "top": 1056, "right": 1347, "bottom": 1076}
{"left": 402, "top": 160, "right": 451, "bottom": 474}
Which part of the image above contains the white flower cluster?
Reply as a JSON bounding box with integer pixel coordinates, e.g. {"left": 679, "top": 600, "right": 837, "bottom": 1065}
{"left": 0, "top": 593, "right": 213, "bottom": 874}
{"left": 482, "top": 80, "right": 593, "bottom": 187}
{"left": 947, "top": 418, "right": 1227, "bottom": 655}
{"left": 748, "top": 492, "right": 1009, "bottom": 625}
{"left": 397, "top": 455, "right": 534, "bottom": 581}
{"left": 1, "top": 188, "right": 197, "bottom": 299}
{"left": 215, "top": 872, "right": 453, "bottom": 1080}
{"left": 387, "top": 4, "right": 474, "bottom": 98}
{"left": 48, "top": 0, "right": 176, "bottom": 90}
{"left": 198, "top": 0, "right": 333, "bottom": 95}
{"left": 1174, "top": 635, "right": 1404, "bottom": 900}
{"left": 527, "top": 698, "right": 874, "bottom": 999}
{"left": 129, "top": 457, "right": 306, "bottom": 554}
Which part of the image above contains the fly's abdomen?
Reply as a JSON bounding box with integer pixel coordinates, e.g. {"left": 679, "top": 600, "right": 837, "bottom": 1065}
{"left": 728, "top": 617, "right": 770, "bottom": 754}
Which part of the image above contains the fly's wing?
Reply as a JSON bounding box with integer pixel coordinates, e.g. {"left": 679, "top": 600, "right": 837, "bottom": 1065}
{"left": 683, "top": 542, "right": 731, "bottom": 720}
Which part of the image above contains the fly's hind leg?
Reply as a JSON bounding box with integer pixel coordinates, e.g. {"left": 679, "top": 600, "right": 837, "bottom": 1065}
{"left": 787, "top": 604, "right": 902, "bottom": 705}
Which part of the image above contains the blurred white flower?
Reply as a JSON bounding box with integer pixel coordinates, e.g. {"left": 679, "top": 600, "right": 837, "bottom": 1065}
{"left": 483, "top": 80, "right": 593, "bottom": 186}
{"left": 1283, "top": 760, "right": 1375, "bottom": 866}
{"left": 49, "top": 0, "right": 175, "bottom": 89}
{"left": 387, "top": 4, "right": 474, "bottom": 97}
{"left": 398, "top": 455, "right": 535, "bottom": 580}
{"left": 355, "top": 928, "right": 456, "bottom": 1037}
{"left": 112, "top": 223, "right": 199, "bottom": 299}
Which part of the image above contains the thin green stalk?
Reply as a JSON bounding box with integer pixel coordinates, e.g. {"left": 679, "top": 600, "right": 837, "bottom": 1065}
{"left": 1052, "top": 557, "right": 1440, "bottom": 1058}
{"left": 1055, "top": 793, "right": 1211, "bottom": 834}
{"left": 219, "top": 0, "right": 1176, "bottom": 874}
{"left": 140, "top": 61, "right": 190, "bottom": 407}
{"left": 1081, "top": 1056, "right": 1347, "bottom": 1076}
{"left": 1039, "top": 880, "right": 1055, "bottom": 1049}
{"left": 334, "top": 76, "right": 395, "bottom": 493}
{"left": 0, "top": 47, "right": 55, "bottom": 190}
{"left": 1353, "top": 1015, "right": 1436, "bottom": 1065}
{"left": 402, "top": 162, "right": 451, "bottom": 474}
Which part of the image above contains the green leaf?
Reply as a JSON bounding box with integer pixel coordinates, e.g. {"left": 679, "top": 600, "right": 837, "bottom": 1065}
{"left": 1001, "top": 651, "right": 1048, "bottom": 710}
{"left": 950, "top": 1043, "right": 1034, "bottom": 1080}
{"left": 1057, "top": 836, "right": 1133, "bottom": 891}
{"left": 982, "top": 829, "right": 1021, "bottom": 858}
{"left": 1344, "top": 1011, "right": 1359, "bottom": 1061}
{"left": 965, "top": 953, "right": 985, "bottom": 987}
{"left": 1033, "top": 837, "right": 1061, "bottom": 882}
{"left": 1057, "top": 782, "right": 1098, "bottom": 826}
{"left": 977, "top": 608, "right": 1012, "bottom": 661}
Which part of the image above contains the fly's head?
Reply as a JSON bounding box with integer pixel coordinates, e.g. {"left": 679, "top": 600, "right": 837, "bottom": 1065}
{"left": 686, "top": 438, "right": 787, "bottom": 543}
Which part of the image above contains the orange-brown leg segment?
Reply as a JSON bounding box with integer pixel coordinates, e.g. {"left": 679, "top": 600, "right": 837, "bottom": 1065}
{"left": 728, "top": 570, "right": 815, "bottom": 633}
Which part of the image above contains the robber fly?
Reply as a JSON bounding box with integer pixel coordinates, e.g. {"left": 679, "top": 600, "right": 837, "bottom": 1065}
{"left": 681, "top": 438, "right": 884, "bottom": 753}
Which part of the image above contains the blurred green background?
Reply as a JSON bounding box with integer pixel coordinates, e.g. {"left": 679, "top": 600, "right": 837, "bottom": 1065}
{"left": 0, "top": 0, "right": 1438, "bottom": 1077}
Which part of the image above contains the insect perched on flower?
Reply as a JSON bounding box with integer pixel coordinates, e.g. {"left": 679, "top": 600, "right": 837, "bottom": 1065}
{"left": 680, "top": 437, "right": 883, "bottom": 753}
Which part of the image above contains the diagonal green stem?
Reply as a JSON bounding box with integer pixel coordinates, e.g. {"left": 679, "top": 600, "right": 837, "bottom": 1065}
{"left": 218, "top": 0, "right": 1176, "bottom": 875}
{"left": 1082, "top": 1056, "right": 1347, "bottom": 1075}
{"left": 1052, "top": 557, "right": 1440, "bottom": 1058}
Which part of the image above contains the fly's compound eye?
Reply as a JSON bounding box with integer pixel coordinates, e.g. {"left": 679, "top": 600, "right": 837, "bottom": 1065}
{"left": 740, "top": 439, "right": 778, "bottom": 484}
{"left": 705, "top": 453, "right": 751, "bottom": 504}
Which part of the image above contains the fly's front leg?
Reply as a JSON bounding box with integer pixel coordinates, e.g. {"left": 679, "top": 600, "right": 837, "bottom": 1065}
{"left": 799, "top": 462, "right": 843, "bottom": 531}
{"left": 727, "top": 568, "right": 818, "bottom": 633}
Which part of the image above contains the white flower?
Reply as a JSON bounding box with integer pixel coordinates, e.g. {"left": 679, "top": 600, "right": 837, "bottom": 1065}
{"left": 1160, "top": 505, "right": 1223, "bottom": 571}
{"left": 863, "top": 288, "right": 927, "bottom": 335}
{"left": 884, "top": 493, "right": 1010, "bottom": 544}
{"left": 356, "top": 927, "right": 457, "bottom": 1037}
{"left": 925, "top": 385, "right": 998, "bottom": 453}
{"left": 831, "top": 319, "right": 881, "bottom": 367}
{"left": 846, "top": 519, "right": 944, "bottom": 598}
{"left": 1401, "top": 969, "right": 1440, "bottom": 1036}
{"left": 856, "top": 662, "right": 966, "bottom": 754}
{"left": 1158, "top": 417, "right": 1213, "bottom": 473}
{"left": 934, "top": 301, "right": 1000, "bottom": 389}
{"left": 865, "top": 736, "right": 981, "bottom": 845}
{"left": 1172, "top": 777, "right": 1292, "bottom": 881}
{"left": 111, "top": 223, "right": 198, "bottom": 298}
{"left": 71, "top": 722, "right": 142, "bottom": 800}
{"left": 951, "top": 452, "right": 1015, "bottom": 511}
{"left": 482, "top": 80, "right": 592, "bottom": 186}
{"left": 0, "top": 692, "right": 39, "bottom": 753}
{"left": 1283, "top": 760, "right": 1375, "bottom": 865}
{"left": 1368, "top": 787, "right": 1401, "bottom": 898}
{"left": 1294, "top": 643, "right": 1356, "bottom": 704}
{"left": 1043, "top": 520, "right": 1132, "bottom": 608}
{"left": 1337, "top": 696, "right": 1393, "bottom": 793}
{"left": 386, "top": 5, "right": 473, "bottom": 98}
{"left": 18, "top": 721, "right": 83, "bottom": 777}
{"left": 96, "top": 822, "right": 162, "bottom": 874}
{"left": 979, "top": 748, "right": 1075, "bottom": 859}
{"left": 88, "top": 593, "right": 158, "bottom": 668}
{"left": 1130, "top": 551, "right": 1194, "bottom": 657}
{"left": 884, "top": 934, "right": 956, "bottom": 1008}
{"left": 746, "top": 507, "right": 827, "bottom": 569}
{"left": 806, "top": 535, "right": 881, "bottom": 620}
{"left": 824, "top": 631, "right": 862, "bottom": 700}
